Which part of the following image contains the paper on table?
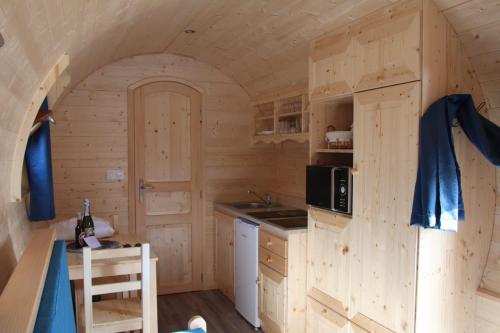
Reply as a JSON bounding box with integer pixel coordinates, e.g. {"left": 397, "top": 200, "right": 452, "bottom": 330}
{"left": 83, "top": 236, "right": 102, "bottom": 249}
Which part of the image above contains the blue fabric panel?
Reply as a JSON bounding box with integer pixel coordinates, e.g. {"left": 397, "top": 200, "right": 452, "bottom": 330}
{"left": 34, "top": 241, "right": 76, "bottom": 333}
{"left": 411, "top": 94, "right": 500, "bottom": 231}
{"left": 173, "top": 329, "right": 205, "bottom": 333}
{"left": 25, "top": 120, "right": 56, "bottom": 221}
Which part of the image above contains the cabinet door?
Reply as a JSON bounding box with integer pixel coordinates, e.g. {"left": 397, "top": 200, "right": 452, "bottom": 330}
{"left": 307, "top": 208, "right": 352, "bottom": 310}
{"left": 215, "top": 212, "right": 234, "bottom": 301}
{"left": 351, "top": 82, "right": 420, "bottom": 332}
{"left": 259, "top": 264, "right": 287, "bottom": 333}
{"left": 310, "top": 29, "right": 354, "bottom": 100}
{"left": 351, "top": 0, "right": 421, "bottom": 92}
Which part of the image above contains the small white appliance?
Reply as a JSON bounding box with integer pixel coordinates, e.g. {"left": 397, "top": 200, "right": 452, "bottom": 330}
{"left": 234, "top": 218, "right": 261, "bottom": 329}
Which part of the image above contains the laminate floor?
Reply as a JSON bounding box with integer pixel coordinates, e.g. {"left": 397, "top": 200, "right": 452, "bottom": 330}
{"left": 158, "top": 290, "right": 261, "bottom": 333}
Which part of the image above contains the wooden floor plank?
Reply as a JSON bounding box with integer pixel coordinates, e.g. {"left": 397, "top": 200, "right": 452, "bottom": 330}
{"left": 158, "top": 290, "right": 259, "bottom": 333}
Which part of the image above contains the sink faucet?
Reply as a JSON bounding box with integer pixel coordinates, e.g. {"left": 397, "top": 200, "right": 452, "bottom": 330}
{"left": 247, "top": 190, "right": 272, "bottom": 206}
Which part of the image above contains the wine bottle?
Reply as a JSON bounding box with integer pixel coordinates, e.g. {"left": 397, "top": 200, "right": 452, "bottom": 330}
{"left": 82, "top": 198, "right": 95, "bottom": 238}
{"left": 75, "top": 212, "right": 84, "bottom": 248}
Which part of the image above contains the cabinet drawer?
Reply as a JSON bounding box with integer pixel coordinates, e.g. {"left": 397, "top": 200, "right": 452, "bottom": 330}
{"left": 259, "top": 230, "right": 287, "bottom": 258}
{"left": 307, "top": 296, "right": 350, "bottom": 332}
{"left": 259, "top": 246, "right": 288, "bottom": 276}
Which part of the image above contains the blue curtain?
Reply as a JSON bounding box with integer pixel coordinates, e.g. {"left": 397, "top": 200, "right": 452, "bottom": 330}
{"left": 25, "top": 103, "right": 56, "bottom": 221}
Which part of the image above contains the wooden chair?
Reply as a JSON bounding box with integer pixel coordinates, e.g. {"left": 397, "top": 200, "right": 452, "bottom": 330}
{"left": 83, "top": 245, "right": 150, "bottom": 333}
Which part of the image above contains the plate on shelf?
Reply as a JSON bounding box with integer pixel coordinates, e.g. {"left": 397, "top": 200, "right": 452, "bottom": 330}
{"left": 256, "top": 130, "right": 274, "bottom": 136}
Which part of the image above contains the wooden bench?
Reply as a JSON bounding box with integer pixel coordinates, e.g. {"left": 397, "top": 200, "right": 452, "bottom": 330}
{"left": 0, "top": 229, "right": 57, "bottom": 333}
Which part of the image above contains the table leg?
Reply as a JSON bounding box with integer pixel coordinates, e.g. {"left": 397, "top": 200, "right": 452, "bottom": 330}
{"left": 73, "top": 280, "right": 84, "bottom": 332}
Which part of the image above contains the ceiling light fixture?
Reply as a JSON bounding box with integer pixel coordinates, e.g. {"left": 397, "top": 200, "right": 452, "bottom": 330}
{"left": 184, "top": 29, "right": 196, "bottom": 34}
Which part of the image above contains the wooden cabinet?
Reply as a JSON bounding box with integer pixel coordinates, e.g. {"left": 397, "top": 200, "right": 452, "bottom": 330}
{"left": 258, "top": 229, "right": 307, "bottom": 333}
{"left": 307, "top": 1, "right": 496, "bottom": 333}
{"left": 307, "top": 83, "right": 420, "bottom": 333}
{"left": 307, "top": 209, "right": 352, "bottom": 311}
{"left": 351, "top": 82, "right": 420, "bottom": 332}
{"left": 350, "top": 0, "right": 421, "bottom": 92}
{"left": 252, "top": 88, "right": 309, "bottom": 144}
{"left": 309, "top": 0, "right": 421, "bottom": 100}
{"left": 259, "top": 264, "right": 287, "bottom": 333}
{"left": 215, "top": 211, "right": 234, "bottom": 302}
{"left": 310, "top": 30, "right": 354, "bottom": 100}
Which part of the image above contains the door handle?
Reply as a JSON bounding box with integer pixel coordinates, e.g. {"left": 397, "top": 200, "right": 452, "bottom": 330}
{"left": 139, "top": 178, "right": 154, "bottom": 203}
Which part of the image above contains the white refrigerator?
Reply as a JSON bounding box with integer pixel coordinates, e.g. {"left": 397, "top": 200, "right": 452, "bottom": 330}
{"left": 234, "top": 218, "right": 261, "bottom": 329}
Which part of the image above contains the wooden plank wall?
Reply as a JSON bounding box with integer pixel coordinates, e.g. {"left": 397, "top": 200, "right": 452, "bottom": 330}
{"left": 263, "top": 141, "right": 309, "bottom": 209}
{"left": 415, "top": 1, "right": 497, "bottom": 332}
{"left": 433, "top": 0, "right": 500, "bottom": 300}
{"left": 50, "top": 53, "right": 284, "bottom": 289}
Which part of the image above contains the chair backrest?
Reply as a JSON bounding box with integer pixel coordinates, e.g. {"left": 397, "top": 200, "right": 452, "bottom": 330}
{"left": 83, "top": 244, "right": 150, "bottom": 333}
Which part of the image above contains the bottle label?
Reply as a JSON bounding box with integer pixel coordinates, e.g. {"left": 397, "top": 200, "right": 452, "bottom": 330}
{"left": 84, "top": 228, "right": 95, "bottom": 237}
{"left": 78, "top": 232, "right": 86, "bottom": 246}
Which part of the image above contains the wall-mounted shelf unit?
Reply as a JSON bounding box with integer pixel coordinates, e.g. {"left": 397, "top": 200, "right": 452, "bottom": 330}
{"left": 315, "top": 148, "right": 353, "bottom": 154}
{"left": 252, "top": 88, "right": 309, "bottom": 144}
{"left": 309, "top": 95, "right": 353, "bottom": 166}
{"left": 252, "top": 132, "right": 309, "bottom": 145}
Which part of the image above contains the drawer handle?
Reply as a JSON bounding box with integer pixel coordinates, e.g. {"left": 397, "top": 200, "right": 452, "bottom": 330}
{"left": 266, "top": 240, "right": 273, "bottom": 247}
{"left": 266, "top": 256, "right": 273, "bottom": 263}
{"left": 229, "top": 241, "right": 234, "bottom": 246}
{"left": 321, "top": 308, "right": 328, "bottom": 315}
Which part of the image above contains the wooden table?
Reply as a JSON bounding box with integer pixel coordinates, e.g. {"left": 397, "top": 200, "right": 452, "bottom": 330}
{"left": 67, "top": 234, "right": 158, "bottom": 333}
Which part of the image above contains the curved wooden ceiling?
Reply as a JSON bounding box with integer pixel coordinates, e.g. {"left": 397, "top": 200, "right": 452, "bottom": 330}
{"left": 0, "top": 0, "right": 498, "bottom": 107}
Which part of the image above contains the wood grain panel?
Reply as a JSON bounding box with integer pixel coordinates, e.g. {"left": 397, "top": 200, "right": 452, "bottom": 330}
{"left": 147, "top": 224, "right": 192, "bottom": 294}
{"left": 143, "top": 88, "right": 191, "bottom": 182}
{"left": 352, "top": 82, "right": 420, "bottom": 332}
{"left": 307, "top": 215, "right": 352, "bottom": 311}
{"left": 415, "top": 8, "right": 497, "bottom": 333}
{"left": 145, "top": 192, "right": 191, "bottom": 216}
{"left": 259, "top": 263, "right": 287, "bottom": 333}
{"left": 259, "top": 230, "right": 288, "bottom": 259}
{"left": 214, "top": 211, "right": 234, "bottom": 302}
{"left": 306, "top": 296, "right": 350, "bottom": 333}
{"left": 259, "top": 247, "right": 288, "bottom": 277}
{"left": 310, "top": 29, "right": 354, "bottom": 100}
{"left": 351, "top": 0, "right": 421, "bottom": 92}
{"left": 51, "top": 54, "right": 259, "bottom": 290}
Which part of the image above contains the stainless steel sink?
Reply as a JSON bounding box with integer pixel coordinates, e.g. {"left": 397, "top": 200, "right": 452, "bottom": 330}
{"left": 246, "top": 209, "right": 307, "bottom": 219}
{"left": 264, "top": 216, "right": 308, "bottom": 230}
{"left": 230, "top": 202, "right": 268, "bottom": 209}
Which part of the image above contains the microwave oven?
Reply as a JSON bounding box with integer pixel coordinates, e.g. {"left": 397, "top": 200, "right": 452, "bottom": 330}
{"left": 306, "top": 165, "right": 353, "bottom": 214}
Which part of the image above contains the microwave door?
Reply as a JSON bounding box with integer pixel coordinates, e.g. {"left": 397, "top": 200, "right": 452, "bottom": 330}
{"left": 306, "top": 165, "right": 332, "bottom": 210}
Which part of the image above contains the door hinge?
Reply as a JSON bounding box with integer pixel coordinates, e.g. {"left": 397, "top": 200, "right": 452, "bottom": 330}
{"left": 201, "top": 272, "right": 204, "bottom": 283}
{"left": 200, "top": 190, "right": 203, "bottom": 199}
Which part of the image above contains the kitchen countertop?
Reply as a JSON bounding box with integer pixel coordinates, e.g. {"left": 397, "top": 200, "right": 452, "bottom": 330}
{"left": 214, "top": 202, "right": 308, "bottom": 239}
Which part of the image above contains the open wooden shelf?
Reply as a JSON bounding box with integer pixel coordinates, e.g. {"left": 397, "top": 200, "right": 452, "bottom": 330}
{"left": 252, "top": 132, "right": 309, "bottom": 144}
{"left": 278, "top": 111, "right": 302, "bottom": 118}
{"left": 256, "top": 115, "right": 274, "bottom": 121}
{"left": 310, "top": 95, "right": 354, "bottom": 165}
{"left": 315, "top": 148, "right": 353, "bottom": 154}
{"left": 252, "top": 87, "right": 309, "bottom": 144}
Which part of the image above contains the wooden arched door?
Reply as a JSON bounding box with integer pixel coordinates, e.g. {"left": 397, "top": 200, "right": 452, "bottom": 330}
{"left": 130, "top": 81, "right": 202, "bottom": 294}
